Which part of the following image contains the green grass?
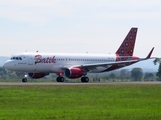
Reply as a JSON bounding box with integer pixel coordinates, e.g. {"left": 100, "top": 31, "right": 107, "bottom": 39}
{"left": 0, "top": 84, "right": 161, "bottom": 120}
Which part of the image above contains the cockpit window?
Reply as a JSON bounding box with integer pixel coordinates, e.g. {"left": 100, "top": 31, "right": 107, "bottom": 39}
{"left": 10, "top": 57, "right": 22, "bottom": 60}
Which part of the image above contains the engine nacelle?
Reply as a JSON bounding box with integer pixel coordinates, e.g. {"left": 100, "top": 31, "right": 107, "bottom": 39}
{"left": 28, "top": 73, "right": 49, "bottom": 79}
{"left": 65, "top": 68, "right": 83, "bottom": 78}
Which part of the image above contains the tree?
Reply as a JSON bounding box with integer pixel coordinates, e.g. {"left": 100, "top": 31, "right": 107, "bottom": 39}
{"left": 109, "top": 72, "right": 116, "bottom": 81}
{"left": 0, "top": 71, "right": 5, "bottom": 80}
{"left": 15, "top": 72, "right": 24, "bottom": 78}
{"left": 0, "top": 67, "right": 7, "bottom": 80}
{"left": 9, "top": 72, "right": 18, "bottom": 79}
{"left": 119, "top": 69, "right": 130, "bottom": 81}
{"left": 156, "top": 63, "right": 161, "bottom": 81}
{"left": 153, "top": 58, "right": 161, "bottom": 65}
{"left": 130, "top": 68, "right": 143, "bottom": 81}
{"left": 0, "top": 67, "right": 7, "bottom": 75}
{"left": 153, "top": 58, "right": 161, "bottom": 81}
{"left": 144, "top": 72, "right": 154, "bottom": 81}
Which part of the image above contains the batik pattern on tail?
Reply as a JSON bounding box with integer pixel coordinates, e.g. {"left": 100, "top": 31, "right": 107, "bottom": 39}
{"left": 116, "top": 28, "right": 137, "bottom": 56}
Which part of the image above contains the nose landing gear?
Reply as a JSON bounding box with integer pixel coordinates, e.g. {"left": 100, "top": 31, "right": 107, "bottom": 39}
{"left": 22, "top": 74, "right": 27, "bottom": 82}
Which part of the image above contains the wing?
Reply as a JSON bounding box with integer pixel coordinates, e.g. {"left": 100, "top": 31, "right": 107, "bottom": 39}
{"left": 62, "top": 47, "right": 155, "bottom": 72}
{"left": 72, "top": 59, "right": 139, "bottom": 72}
{"left": 73, "top": 57, "right": 155, "bottom": 72}
{"left": 79, "top": 47, "right": 155, "bottom": 71}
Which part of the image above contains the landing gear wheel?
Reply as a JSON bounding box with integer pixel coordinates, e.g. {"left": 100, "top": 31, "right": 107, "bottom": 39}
{"left": 22, "top": 78, "right": 27, "bottom": 82}
{"left": 56, "top": 77, "right": 65, "bottom": 82}
{"left": 81, "top": 77, "right": 89, "bottom": 83}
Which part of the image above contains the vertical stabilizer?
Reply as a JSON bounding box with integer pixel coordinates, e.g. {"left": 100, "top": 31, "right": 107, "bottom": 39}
{"left": 116, "top": 28, "right": 138, "bottom": 56}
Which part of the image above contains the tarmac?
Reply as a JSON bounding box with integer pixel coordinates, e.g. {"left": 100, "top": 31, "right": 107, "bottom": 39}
{"left": 0, "top": 82, "right": 161, "bottom": 86}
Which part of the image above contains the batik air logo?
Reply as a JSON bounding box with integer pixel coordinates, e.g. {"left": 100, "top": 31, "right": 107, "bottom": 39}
{"left": 34, "top": 54, "right": 56, "bottom": 64}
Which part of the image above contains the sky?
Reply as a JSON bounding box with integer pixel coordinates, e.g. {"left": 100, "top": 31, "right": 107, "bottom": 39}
{"left": 0, "top": 0, "right": 161, "bottom": 57}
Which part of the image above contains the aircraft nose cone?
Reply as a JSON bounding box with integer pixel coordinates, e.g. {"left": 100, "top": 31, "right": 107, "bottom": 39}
{"left": 3, "top": 62, "right": 9, "bottom": 69}
{"left": 3, "top": 61, "right": 13, "bottom": 70}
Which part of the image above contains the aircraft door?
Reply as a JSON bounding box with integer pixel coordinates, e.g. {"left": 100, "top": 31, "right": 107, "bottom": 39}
{"left": 28, "top": 56, "right": 33, "bottom": 65}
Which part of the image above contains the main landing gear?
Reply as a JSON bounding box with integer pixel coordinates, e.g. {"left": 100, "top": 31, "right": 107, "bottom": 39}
{"left": 56, "top": 77, "right": 65, "bottom": 82}
{"left": 56, "top": 76, "right": 89, "bottom": 82}
{"left": 56, "top": 72, "right": 65, "bottom": 82}
{"left": 81, "top": 77, "right": 89, "bottom": 82}
{"left": 56, "top": 73, "right": 89, "bottom": 82}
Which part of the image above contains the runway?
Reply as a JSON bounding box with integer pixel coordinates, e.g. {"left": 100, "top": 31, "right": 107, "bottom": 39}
{"left": 0, "top": 82, "right": 161, "bottom": 86}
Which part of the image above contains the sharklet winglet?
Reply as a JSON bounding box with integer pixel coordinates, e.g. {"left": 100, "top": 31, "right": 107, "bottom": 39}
{"left": 146, "top": 47, "right": 154, "bottom": 59}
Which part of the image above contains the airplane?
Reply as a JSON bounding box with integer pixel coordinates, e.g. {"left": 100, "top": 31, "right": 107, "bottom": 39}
{"left": 3, "top": 27, "right": 154, "bottom": 82}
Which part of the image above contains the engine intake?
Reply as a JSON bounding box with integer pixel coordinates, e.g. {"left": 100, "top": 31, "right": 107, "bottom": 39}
{"left": 28, "top": 73, "right": 49, "bottom": 79}
{"left": 65, "top": 68, "right": 83, "bottom": 78}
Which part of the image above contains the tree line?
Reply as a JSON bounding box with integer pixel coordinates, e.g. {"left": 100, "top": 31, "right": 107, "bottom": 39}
{"left": 0, "top": 67, "right": 157, "bottom": 82}
{"left": 99, "top": 68, "right": 155, "bottom": 82}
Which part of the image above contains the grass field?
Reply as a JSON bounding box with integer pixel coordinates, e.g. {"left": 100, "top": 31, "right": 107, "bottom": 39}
{"left": 0, "top": 84, "right": 161, "bottom": 120}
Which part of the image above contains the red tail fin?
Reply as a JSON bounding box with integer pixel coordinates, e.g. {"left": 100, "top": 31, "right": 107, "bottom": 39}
{"left": 116, "top": 28, "right": 138, "bottom": 56}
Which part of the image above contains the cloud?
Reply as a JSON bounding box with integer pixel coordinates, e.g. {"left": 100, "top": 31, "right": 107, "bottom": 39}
{"left": 0, "top": 1, "right": 160, "bottom": 57}
{"left": 0, "top": 0, "right": 161, "bottom": 26}
{"left": 0, "top": 0, "right": 68, "bottom": 25}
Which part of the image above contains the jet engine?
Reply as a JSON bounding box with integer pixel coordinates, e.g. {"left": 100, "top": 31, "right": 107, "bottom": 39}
{"left": 65, "top": 68, "right": 83, "bottom": 78}
{"left": 28, "top": 73, "right": 49, "bottom": 79}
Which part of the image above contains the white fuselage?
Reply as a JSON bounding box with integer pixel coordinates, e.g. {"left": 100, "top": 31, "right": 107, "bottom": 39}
{"left": 4, "top": 52, "right": 116, "bottom": 73}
